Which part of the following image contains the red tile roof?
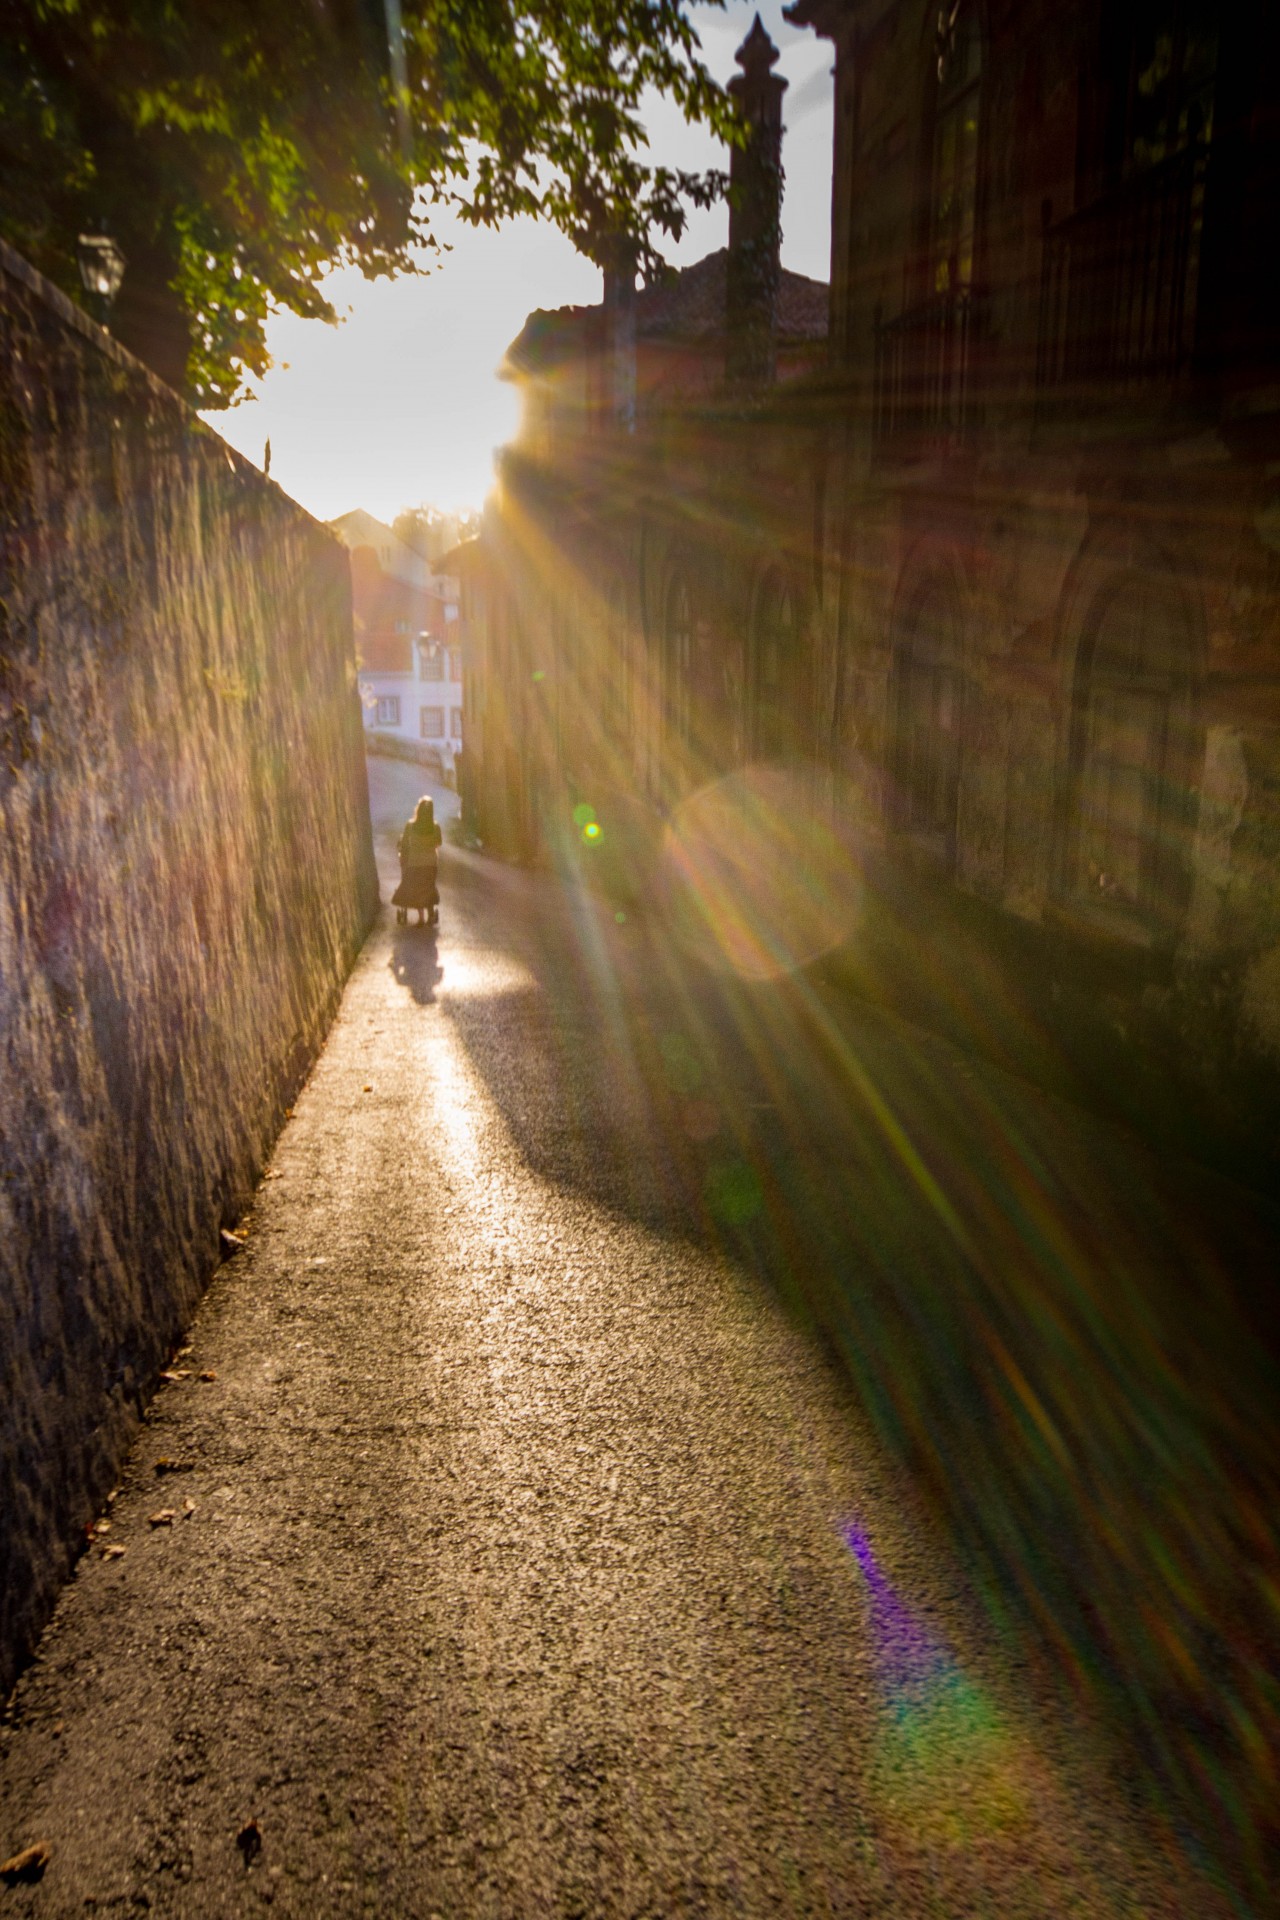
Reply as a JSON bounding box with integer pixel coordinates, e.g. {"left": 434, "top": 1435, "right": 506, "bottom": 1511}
{"left": 357, "top": 629, "right": 413, "bottom": 674}
{"left": 350, "top": 546, "right": 430, "bottom": 673}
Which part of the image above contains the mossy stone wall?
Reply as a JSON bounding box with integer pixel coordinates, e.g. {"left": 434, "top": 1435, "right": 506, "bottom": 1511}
{"left": 0, "top": 242, "right": 378, "bottom": 1693}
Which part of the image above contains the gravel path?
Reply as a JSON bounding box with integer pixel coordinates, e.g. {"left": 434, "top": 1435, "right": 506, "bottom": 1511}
{"left": 0, "top": 760, "right": 1252, "bottom": 1916}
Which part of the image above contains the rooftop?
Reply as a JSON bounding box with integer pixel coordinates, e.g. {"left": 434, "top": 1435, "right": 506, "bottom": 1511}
{"left": 503, "top": 248, "right": 828, "bottom": 377}
{"left": 636, "top": 249, "right": 828, "bottom": 344}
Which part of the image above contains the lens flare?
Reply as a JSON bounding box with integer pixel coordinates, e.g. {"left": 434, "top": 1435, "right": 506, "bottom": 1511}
{"left": 660, "top": 764, "right": 860, "bottom": 979}
{"left": 844, "top": 1522, "right": 1036, "bottom": 1848}
{"left": 704, "top": 1157, "right": 764, "bottom": 1225}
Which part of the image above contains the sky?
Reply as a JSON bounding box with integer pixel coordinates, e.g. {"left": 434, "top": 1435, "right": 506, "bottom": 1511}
{"left": 201, "top": 3, "right": 834, "bottom": 526}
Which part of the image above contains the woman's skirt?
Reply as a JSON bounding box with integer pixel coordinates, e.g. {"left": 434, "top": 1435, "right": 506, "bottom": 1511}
{"left": 392, "top": 862, "right": 438, "bottom": 910}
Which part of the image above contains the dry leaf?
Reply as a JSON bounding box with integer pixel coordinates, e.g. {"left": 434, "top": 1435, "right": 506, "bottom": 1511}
{"left": 1, "top": 1841, "right": 50, "bottom": 1885}
{"left": 182, "top": 1497, "right": 196, "bottom": 1517}
{"left": 101, "top": 1543, "right": 126, "bottom": 1561}
{"left": 94, "top": 1519, "right": 111, "bottom": 1535}
{"left": 362, "top": 1084, "right": 373, "bottom": 1092}
{"left": 198, "top": 1370, "right": 218, "bottom": 1383}
{"left": 149, "top": 1509, "right": 176, "bottom": 1528}
{"left": 159, "top": 1369, "right": 191, "bottom": 1383}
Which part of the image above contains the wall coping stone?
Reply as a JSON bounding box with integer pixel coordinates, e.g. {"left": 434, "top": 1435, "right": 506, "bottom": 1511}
{"left": 0, "top": 234, "right": 346, "bottom": 552}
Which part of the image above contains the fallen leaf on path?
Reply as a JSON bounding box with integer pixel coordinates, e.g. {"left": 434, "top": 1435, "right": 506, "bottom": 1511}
{"left": 159, "top": 1369, "right": 191, "bottom": 1383}
{"left": 101, "top": 1543, "right": 126, "bottom": 1560}
{"left": 236, "top": 1820, "right": 262, "bottom": 1867}
{"left": 149, "top": 1509, "right": 176, "bottom": 1528}
{"left": 198, "top": 1370, "right": 218, "bottom": 1383}
{"left": 182, "top": 1498, "right": 196, "bottom": 1517}
{"left": 362, "top": 1084, "right": 373, "bottom": 1092}
{"left": 94, "top": 1519, "right": 111, "bottom": 1535}
{"left": 1, "top": 1842, "right": 50, "bottom": 1885}
{"left": 220, "top": 1230, "right": 246, "bottom": 1257}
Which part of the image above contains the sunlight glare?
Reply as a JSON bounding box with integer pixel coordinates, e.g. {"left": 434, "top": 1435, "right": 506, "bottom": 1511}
{"left": 660, "top": 764, "right": 861, "bottom": 979}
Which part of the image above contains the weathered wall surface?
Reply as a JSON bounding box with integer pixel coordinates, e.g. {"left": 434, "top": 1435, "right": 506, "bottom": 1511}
{"left": 474, "top": 429, "right": 1280, "bottom": 1190}
{"left": 0, "top": 243, "right": 379, "bottom": 1693}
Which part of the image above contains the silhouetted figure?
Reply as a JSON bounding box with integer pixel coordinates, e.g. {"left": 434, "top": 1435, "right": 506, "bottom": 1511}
{"left": 393, "top": 796, "right": 441, "bottom": 927}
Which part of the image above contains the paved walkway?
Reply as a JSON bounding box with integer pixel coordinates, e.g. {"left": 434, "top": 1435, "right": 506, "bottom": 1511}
{"left": 0, "top": 759, "right": 1263, "bottom": 1916}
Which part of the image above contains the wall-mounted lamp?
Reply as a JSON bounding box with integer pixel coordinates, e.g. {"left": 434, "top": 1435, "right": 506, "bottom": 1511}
{"left": 76, "top": 232, "right": 127, "bottom": 322}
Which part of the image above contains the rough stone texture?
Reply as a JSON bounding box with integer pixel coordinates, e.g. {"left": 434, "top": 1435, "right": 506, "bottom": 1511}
{"left": 0, "top": 241, "right": 378, "bottom": 1696}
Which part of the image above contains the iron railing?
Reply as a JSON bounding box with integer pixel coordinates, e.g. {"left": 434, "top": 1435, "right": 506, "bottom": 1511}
{"left": 872, "top": 285, "right": 980, "bottom": 456}
{"left": 1037, "top": 144, "right": 1209, "bottom": 403}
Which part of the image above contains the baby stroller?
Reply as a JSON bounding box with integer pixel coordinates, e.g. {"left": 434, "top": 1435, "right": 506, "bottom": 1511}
{"left": 393, "top": 798, "right": 442, "bottom": 928}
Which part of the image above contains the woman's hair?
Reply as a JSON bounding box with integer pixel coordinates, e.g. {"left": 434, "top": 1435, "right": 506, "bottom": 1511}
{"left": 412, "top": 797, "right": 435, "bottom": 828}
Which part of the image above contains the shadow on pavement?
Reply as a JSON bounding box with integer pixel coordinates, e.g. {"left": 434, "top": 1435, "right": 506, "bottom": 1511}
{"left": 389, "top": 919, "right": 444, "bottom": 1006}
{"left": 438, "top": 847, "right": 1280, "bottom": 1903}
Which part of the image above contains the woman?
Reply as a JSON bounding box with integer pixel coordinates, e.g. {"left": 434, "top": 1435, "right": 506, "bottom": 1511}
{"left": 393, "top": 796, "right": 442, "bottom": 926}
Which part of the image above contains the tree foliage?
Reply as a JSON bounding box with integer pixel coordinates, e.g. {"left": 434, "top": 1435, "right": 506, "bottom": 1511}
{"left": 393, "top": 504, "right": 481, "bottom": 563}
{"left": 1, "top": 0, "right": 735, "bottom": 404}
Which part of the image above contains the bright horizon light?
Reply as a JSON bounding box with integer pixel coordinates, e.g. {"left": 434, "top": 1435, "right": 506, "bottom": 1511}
{"left": 201, "top": 2, "right": 833, "bottom": 527}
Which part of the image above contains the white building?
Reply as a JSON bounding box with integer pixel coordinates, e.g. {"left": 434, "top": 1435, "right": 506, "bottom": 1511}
{"left": 328, "top": 510, "right": 462, "bottom": 778}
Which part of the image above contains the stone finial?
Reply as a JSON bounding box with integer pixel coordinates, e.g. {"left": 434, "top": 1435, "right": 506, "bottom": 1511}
{"left": 736, "top": 14, "right": 782, "bottom": 78}
{"left": 726, "top": 17, "right": 787, "bottom": 387}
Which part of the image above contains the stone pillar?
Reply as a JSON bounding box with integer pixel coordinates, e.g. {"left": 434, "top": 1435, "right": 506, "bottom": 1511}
{"left": 726, "top": 15, "right": 788, "bottom": 388}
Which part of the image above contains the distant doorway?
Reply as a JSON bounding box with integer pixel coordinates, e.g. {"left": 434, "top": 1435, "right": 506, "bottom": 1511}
{"left": 662, "top": 571, "right": 694, "bottom": 760}
{"left": 890, "top": 572, "right": 963, "bottom": 866}
{"left": 750, "top": 568, "right": 802, "bottom": 761}
{"left": 1066, "top": 568, "right": 1198, "bottom": 924}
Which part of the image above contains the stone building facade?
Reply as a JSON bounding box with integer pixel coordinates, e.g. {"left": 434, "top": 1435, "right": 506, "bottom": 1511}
{"left": 462, "top": 2, "right": 1280, "bottom": 1185}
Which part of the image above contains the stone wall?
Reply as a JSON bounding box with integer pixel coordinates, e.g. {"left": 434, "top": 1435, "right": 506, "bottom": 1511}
{"left": 0, "top": 242, "right": 379, "bottom": 1694}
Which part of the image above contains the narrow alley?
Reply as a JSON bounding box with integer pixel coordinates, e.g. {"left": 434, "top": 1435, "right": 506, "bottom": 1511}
{"left": 0, "top": 759, "right": 1270, "bottom": 1917}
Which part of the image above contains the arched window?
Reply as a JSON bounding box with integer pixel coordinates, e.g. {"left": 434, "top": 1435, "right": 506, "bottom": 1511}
{"left": 604, "top": 579, "right": 631, "bottom": 751}
{"left": 875, "top": 5, "right": 983, "bottom": 450}
{"left": 931, "top": 3, "right": 982, "bottom": 296}
{"left": 892, "top": 573, "right": 963, "bottom": 858}
{"left": 1068, "top": 571, "right": 1198, "bottom": 919}
{"left": 752, "top": 569, "right": 799, "bottom": 760}
{"left": 663, "top": 572, "right": 693, "bottom": 756}
{"left": 1112, "top": 0, "right": 1217, "bottom": 179}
